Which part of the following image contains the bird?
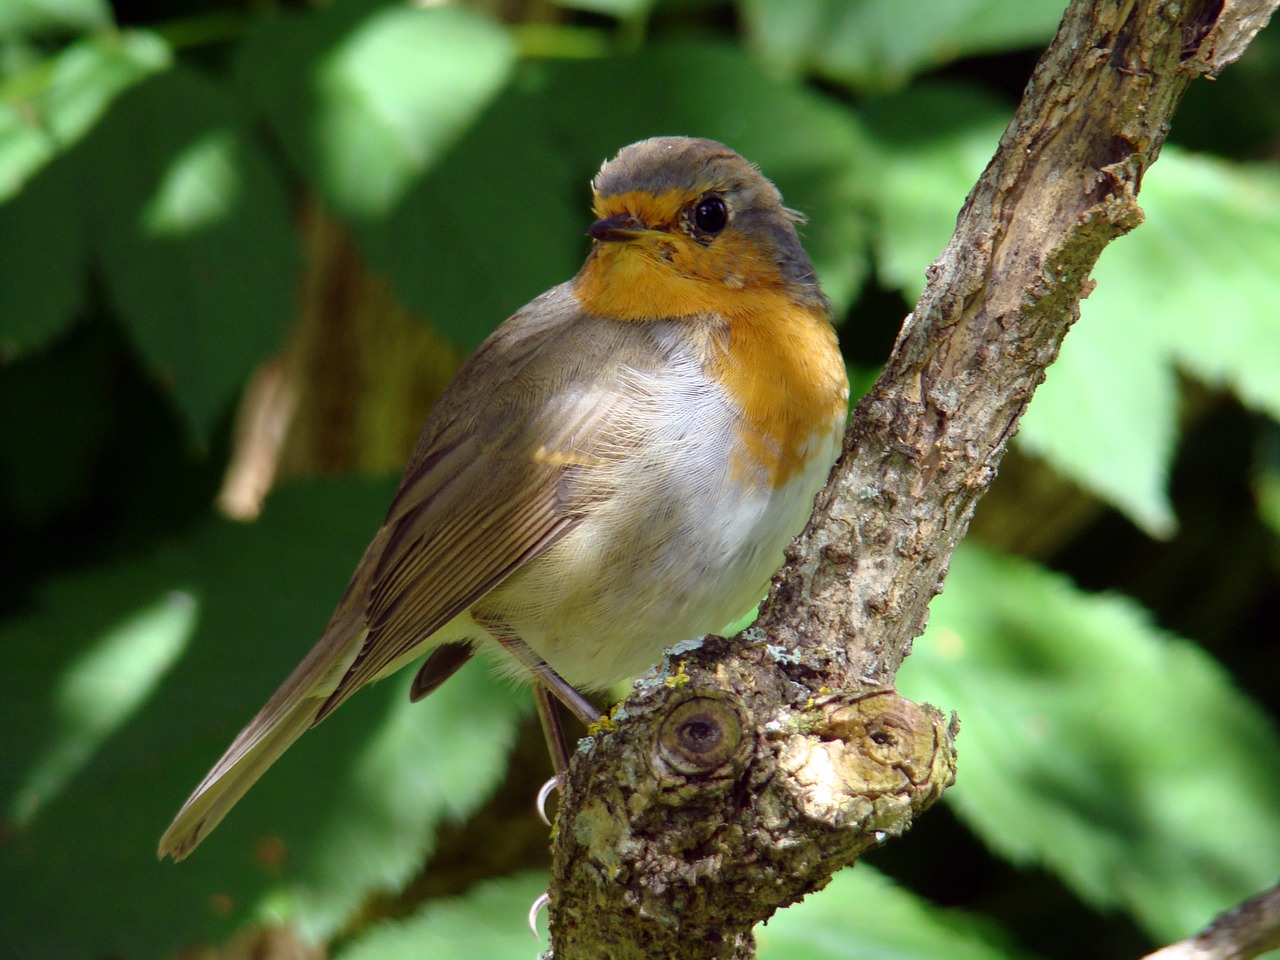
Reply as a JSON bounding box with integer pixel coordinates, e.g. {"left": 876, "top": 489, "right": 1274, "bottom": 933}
{"left": 158, "top": 136, "right": 849, "bottom": 861}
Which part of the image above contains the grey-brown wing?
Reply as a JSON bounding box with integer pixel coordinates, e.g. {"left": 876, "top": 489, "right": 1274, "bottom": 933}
{"left": 310, "top": 293, "right": 652, "bottom": 720}
{"left": 311, "top": 439, "right": 585, "bottom": 721}
{"left": 158, "top": 287, "right": 669, "bottom": 861}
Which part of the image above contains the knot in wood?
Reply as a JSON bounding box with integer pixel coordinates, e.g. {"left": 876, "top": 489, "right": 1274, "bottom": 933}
{"left": 651, "top": 692, "right": 749, "bottom": 780}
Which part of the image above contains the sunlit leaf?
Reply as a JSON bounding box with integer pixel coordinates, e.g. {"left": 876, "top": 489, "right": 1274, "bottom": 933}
{"left": 552, "top": 0, "right": 655, "bottom": 16}
{"left": 0, "top": 0, "right": 112, "bottom": 37}
{"left": 866, "top": 85, "right": 1186, "bottom": 535}
{"left": 1018, "top": 304, "right": 1180, "bottom": 537}
{"left": 0, "top": 31, "right": 170, "bottom": 356}
{"left": 338, "top": 865, "right": 1032, "bottom": 960}
{"left": 0, "top": 29, "right": 169, "bottom": 200}
{"left": 741, "top": 0, "right": 1064, "bottom": 91}
{"left": 351, "top": 83, "right": 581, "bottom": 350}
{"left": 1022, "top": 151, "right": 1280, "bottom": 537}
{"left": 235, "top": 0, "right": 514, "bottom": 218}
{"left": 1091, "top": 152, "right": 1280, "bottom": 423}
{"left": 334, "top": 871, "right": 549, "bottom": 960}
{"left": 862, "top": 84, "right": 1010, "bottom": 298}
{"left": 9, "top": 589, "right": 197, "bottom": 826}
{"left": 759, "top": 866, "right": 1032, "bottom": 960}
{"left": 140, "top": 130, "right": 241, "bottom": 235}
{"left": 898, "top": 545, "right": 1280, "bottom": 941}
{"left": 1, "top": 63, "right": 294, "bottom": 433}
{"left": 0, "top": 480, "right": 528, "bottom": 957}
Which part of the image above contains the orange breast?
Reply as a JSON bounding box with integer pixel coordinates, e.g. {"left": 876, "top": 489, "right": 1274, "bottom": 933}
{"left": 576, "top": 248, "right": 847, "bottom": 490}
{"left": 712, "top": 298, "right": 848, "bottom": 489}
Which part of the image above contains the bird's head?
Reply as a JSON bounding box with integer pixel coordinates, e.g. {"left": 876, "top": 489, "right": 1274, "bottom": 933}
{"left": 575, "top": 137, "right": 827, "bottom": 320}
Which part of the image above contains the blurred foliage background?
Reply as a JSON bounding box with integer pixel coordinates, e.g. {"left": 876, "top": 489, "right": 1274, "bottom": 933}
{"left": 1, "top": 0, "right": 1278, "bottom": 957}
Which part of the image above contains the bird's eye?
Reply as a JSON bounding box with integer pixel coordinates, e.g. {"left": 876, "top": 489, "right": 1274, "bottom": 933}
{"left": 692, "top": 196, "right": 729, "bottom": 235}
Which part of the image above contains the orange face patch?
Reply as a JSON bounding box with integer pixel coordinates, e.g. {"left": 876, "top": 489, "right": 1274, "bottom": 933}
{"left": 592, "top": 188, "right": 691, "bottom": 228}
{"left": 575, "top": 239, "right": 785, "bottom": 321}
{"left": 576, "top": 196, "right": 789, "bottom": 321}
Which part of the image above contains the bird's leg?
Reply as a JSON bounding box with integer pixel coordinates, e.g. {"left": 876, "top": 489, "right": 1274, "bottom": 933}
{"left": 533, "top": 682, "right": 571, "bottom": 776}
{"left": 474, "top": 614, "right": 600, "bottom": 726}
{"left": 474, "top": 616, "right": 591, "bottom": 826}
{"left": 532, "top": 683, "right": 568, "bottom": 826}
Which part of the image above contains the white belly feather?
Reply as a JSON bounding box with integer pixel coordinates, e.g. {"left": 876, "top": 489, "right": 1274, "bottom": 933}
{"left": 473, "top": 346, "right": 843, "bottom": 690}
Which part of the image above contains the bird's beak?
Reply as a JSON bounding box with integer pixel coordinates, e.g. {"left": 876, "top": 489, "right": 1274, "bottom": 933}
{"left": 587, "top": 213, "right": 648, "bottom": 243}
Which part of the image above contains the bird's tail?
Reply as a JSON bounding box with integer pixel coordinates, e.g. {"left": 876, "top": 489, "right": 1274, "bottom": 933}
{"left": 157, "top": 616, "right": 367, "bottom": 861}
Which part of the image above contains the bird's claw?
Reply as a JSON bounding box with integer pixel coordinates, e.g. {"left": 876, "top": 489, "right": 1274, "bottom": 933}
{"left": 536, "top": 774, "right": 562, "bottom": 826}
{"left": 528, "top": 891, "right": 550, "bottom": 939}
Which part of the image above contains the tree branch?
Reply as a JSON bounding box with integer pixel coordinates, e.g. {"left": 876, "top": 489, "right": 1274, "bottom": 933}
{"left": 1142, "top": 882, "right": 1280, "bottom": 960}
{"left": 545, "top": 2, "right": 1279, "bottom": 958}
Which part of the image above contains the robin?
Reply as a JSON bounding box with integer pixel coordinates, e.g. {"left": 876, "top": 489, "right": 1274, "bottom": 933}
{"left": 159, "top": 136, "right": 849, "bottom": 861}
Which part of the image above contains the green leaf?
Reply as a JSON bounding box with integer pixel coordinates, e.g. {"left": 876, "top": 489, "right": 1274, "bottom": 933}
{"left": 0, "top": 0, "right": 112, "bottom": 37}
{"left": 1171, "top": 24, "right": 1280, "bottom": 159}
{"left": 1023, "top": 151, "right": 1280, "bottom": 537}
{"left": 236, "top": 0, "right": 515, "bottom": 218}
{"left": 862, "top": 84, "right": 1009, "bottom": 297}
{"left": 759, "top": 866, "right": 1031, "bottom": 960}
{"left": 0, "top": 479, "right": 528, "bottom": 957}
{"left": 2, "top": 61, "right": 296, "bottom": 432}
{"left": 741, "top": 0, "right": 1064, "bottom": 91}
{"left": 0, "top": 29, "right": 169, "bottom": 201}
{"left": 0, "top": 31, "right": 170, "bottom": 357}
{"left": 1092, "top": 151, "right": 1280, "bottom": 423}
{"left": 865, "top": 85, "right": 1190, "bottom": 535}
{"left": 338, "top": 866, "right": 1028, "bottom": 960}
{"left": 540, "top": 40, "right": 876, "bottom": 317}
{"left": 334, "top": 871, "right": 549, "bottom": 960}
{"left": 1017, "top": 304, "right": 1180, "bottom": 537}
{"left": 0, "top": 322, "right": 114, "bottom": 522}
{"left": 1258, "top": 459, "right": 1280, "bottom": 546}
{"left": 78, "top": 66, "right": 297, "bottom": 438}
{"left": 552, "top": 0, "right": 655, "bottom": 16}
{"left": 10, "top": 589, "right": 198, "bottom": 828}
{"left": 0, "top": 153, "right": 88, "bottom": 354}
{"left": 898, "top": 545, "right": 1280, "bottom": 941}
{"left": 352, "top": 83, "right": 581, "bottom": 350}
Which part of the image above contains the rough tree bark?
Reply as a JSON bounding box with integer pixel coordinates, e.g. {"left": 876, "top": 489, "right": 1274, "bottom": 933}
{"left": 544, "top": 1, "right": 1279, "bottom": 958}
{"left": 1142, "top": 881, "right": 1280, "bottom": 960}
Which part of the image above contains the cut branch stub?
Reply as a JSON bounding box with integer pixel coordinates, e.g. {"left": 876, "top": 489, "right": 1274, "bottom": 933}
{"left": 548, "top": 657, "right": 956, "bottom": 960}
{"left": 778, "top": 690, "right": 957, "bottom": 832}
